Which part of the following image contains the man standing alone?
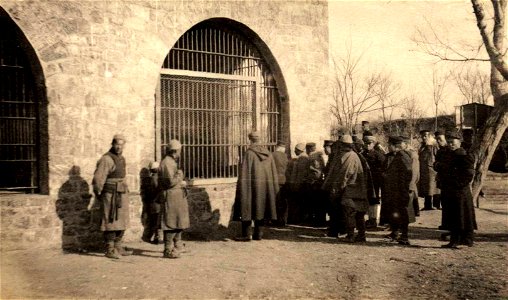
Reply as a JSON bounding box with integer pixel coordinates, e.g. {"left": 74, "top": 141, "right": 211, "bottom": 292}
{"left": 91, "top": 134, "right": 132, "bottom": 259}
{"left": 233, "top": 132, "right": 279, "bottom": 241}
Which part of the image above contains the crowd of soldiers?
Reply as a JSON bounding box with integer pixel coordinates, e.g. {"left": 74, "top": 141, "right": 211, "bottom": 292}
{"left": 90, "top": 123, "right": 477, "bottom": 259}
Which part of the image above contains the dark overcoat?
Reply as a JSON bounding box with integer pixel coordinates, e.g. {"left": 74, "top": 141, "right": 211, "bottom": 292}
{"left": 434, "top": 146, "right": 454, "bottom": 229}
{"left": 382, "top": 150, "right": 415, "bottom": 225}
{"left": 272, "top": 150, "right": 289, "bottom": 185}
{"left": 447, "top": 148, "right": 477, "bottom": 233}
{"left": 233, "top": 144, "right": 279, "bottom": 221}
{"left": 418, "top": 144, "right": 439, "bottom": 196}
{"left": 158, "top": 155, "right": 190, "bottom": 230}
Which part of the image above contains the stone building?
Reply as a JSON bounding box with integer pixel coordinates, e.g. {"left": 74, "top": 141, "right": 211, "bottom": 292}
{"left": 0, "top": 0, "right": 331, "bottom": 250}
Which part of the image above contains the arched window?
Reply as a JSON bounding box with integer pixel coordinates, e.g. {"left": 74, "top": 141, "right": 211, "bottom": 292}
{"left": 158, "top": 20, "right": 282, "bottom": 179}
{"left": 0, "top": 9, "right": 48, "bottom": 194}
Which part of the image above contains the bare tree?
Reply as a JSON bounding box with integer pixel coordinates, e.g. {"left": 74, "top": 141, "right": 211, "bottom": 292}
{"left": 453, "top": 63, "right": 491, "bottom": 104}
{"left": 376, "top": 72, "right": 402, "bottom": 133}
{"left": 431, "top": 67, "right": 450, "bottom": 131}
{"left": 401, "top": 94, "right": 425, "bottom": 140}
{"left": 414, "top": 0, "right": 508, "bottom": 201}
{"left": 330, "top": 44, "right": 383, "bottom": 133}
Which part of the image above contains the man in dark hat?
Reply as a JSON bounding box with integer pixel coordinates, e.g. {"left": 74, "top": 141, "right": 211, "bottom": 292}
{"left": 158, "top": 139, "right": 190, "bottom": 258}
{"left": 322, "top": 135, "right": 368, "bottom": 242}
{"left": 362, "top": 121, "right": 373, "bottom": 136}
{"left": 305, "top": 142, "right": 326, "bottom": 226}
{"left": 382, "top": 136, "right": 413, "bottom": 245}
{"left": 233, "top": 131, "right": 279, "bottom": 241}
{"left": 434, "top": 130, "right": 453, "bottom": 240}
{"left": 272, "top": 141, "right": 289, "bottom": 226}
{"left": 400, "top": 135, "right": 420, "bottom": 217}
{"left": 91, "top": 134, "right": 132, "bottom": 259}
{"left": 441, "top": 132, "right": 477, "bottom": 248}
{"left": 287, "top": 142, "right": 310, "bottom": 224}
{"left": 362, "top": 134, "right": 386, "bottom": 229}
{"left": 418, "top": 130, "right": 439, "bottom": 210}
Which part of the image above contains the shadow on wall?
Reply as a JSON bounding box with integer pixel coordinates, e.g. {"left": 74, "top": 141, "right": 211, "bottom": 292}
{"left": 55, "top": 166, "right": 102, "bottom": 252}
{"left": 185, "top": 186, "right": 239, "bottom": 241}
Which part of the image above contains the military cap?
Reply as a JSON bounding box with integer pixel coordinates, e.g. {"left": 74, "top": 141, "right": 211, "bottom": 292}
{"left": 434, "top": 130, "right": 445, "bottom": 137}
{"left": 419, "top": 129, "right": 430, "bottom": 134}
{"left": 341, "top": 134, "right": 353, "bottom": 144}
{"left": 323, "top": 140, "right": 334, "bottom": 147}
{"left": 361, "top": 120, "right": 370, "bottom": 125}
{"left": 363, "top": 135, "right": 376, "bottom": 143}
{"left": 400, "top": 135, "right": 411, "bottom": 142}
{"left": 149, "top": 161, "right": 160, "bottom": 170}
{"left": 306, "top": 142, "right": 316, "bottom": 149}
{"left": 112, "top": 133, "right": 126, "bottom": 143}
{"left": 446, "top": 131, "right": 462, "bottom": 141}
{"left": 248, "top": 131, "right": 260, "bottom": 141}
{"left": 388, "top": 135, "right": 403, "bottom": 145}
{"left": 168, "top": 139, "right": 182, "bottom": 150}
{"left": 354, "top": 138, "right": 364, "bottom": 145}
{"left": 295, "top": 143, "right": 306, "bottom": 152}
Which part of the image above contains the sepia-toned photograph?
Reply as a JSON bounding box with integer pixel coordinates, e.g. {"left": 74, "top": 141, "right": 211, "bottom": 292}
{"left": 1, "top": 0, "right": 507, "bottom": 299}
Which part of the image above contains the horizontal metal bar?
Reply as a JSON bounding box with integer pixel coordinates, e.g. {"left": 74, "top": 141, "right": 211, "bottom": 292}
{"left": 0, "top": 64, "right": 24, "bottom": 69}
{"left": 0, "top": 117, "right": 36, "bottom": 120}
{"left": 0, "top": 186, "right": 38, "bottom": 190}
{"left": 160, "top": 107, "right": 253, "bottom": 113}
{"left": 0, "top": 144, "right": 36, "bottom": 146}
{"left": 0, "top": 101, "right": 35, "bottom": 104}
{"left": 160, "top": 68, "right": 257, "bottom": 82}
{"left": 0, "top": 159, "right": 37, "bottom": 162}
{"left": 171, "top": 47, "right": 260, "bottom": 60}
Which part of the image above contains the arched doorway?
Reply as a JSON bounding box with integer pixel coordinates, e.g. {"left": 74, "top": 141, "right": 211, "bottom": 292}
{"left": 157, "top": 19, "right": 287, "bottom": 180}
{"left": 0, "top": 8, "right": 48, "bottom": 194}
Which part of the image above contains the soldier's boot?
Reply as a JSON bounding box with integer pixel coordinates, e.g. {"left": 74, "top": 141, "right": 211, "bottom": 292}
{"left": 174, "top": 231, "right": 187, "bottom": 253}
{"left": 105, "top": 241, "right": 120, "bottom": 259}
{"left": 114, "top": 232, "right": 133, "bottom": 256}
{"left": 397, "top": 225, "right": 410, "bottom": 246}
{"left": 234, "top": 221, "right": 252, "bottom": 241}
{"left": 163, "top": 231, "right": 180, "bottom": 258}
{"left": 253, "top": 220, "right": 264, "bottom": 241}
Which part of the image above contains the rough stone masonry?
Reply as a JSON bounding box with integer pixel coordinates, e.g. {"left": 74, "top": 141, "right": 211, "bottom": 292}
{"left": 0, "top": 0, "right": 330, "bottom": 251}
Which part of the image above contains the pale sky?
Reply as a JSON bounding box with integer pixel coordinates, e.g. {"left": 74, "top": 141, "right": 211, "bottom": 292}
{"left": 328, "top": 0, "right": 493, "bottom": 120}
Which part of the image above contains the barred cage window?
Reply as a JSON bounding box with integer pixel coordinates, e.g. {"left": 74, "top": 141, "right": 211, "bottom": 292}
{"left": 158, "top": 22, "right": 281, "bottom": 179}
{"left": 0, "top": 12, "right": 46, "bottom": 193}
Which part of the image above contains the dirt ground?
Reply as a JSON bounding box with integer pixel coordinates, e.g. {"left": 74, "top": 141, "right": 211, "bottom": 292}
{"left": 1, "top": 195, "right": 507, "bottom": 300}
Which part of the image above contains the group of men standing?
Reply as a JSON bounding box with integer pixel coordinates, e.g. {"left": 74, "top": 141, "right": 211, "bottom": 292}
{"left": 233, "top": 125, "right": 478, "bottom": 248}
{"left": 90, "top": 126, "right": 477, "bottom": 259}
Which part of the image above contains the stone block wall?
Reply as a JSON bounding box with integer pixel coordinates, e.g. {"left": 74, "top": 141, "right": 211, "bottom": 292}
{"left": 0, "top": 0, "right": 330, "bottom": 250}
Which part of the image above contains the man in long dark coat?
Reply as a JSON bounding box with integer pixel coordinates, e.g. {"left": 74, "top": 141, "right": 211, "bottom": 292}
{"left": 305, "top": 142, "right": 326, "bottom": 226}
{"left": 383, "top": 136, "right": 414, "bottom": 245}
{"left": 434, "top": 131, "right": 452, "bottom": 239}
{"left": 233, "top": 131, "right": 279, "bottom": 241}
{"left": 442, "top": 132, "right": 477, "bottom": 248}
{"left": 363, "top": 134, "right": 386, "bottom": 228}
{"left": 418, "top": 130, "right": 439, "bottom": 210}
{"left": 272, "top": 141, "right": 289, "bottom": 226}
{"left": 140, "top": 161, "right": 161, "bottom": 244}
{"left": 91, "top": 134, "right": 132, "bottom": 259}
{"left": 158, "top": 139, "right": 189, "bottom": 258}
{"left": 287, "top": 143, "right": 309, "bottom": 224}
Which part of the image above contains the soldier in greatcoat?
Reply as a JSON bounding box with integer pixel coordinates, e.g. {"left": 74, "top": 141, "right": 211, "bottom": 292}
{"left": 140, "top": 161, "right": 161, "bottom": 244}
{"left": 158, "top": 139, "right": 189, "bottom": 258}
{"left": 233, "top": 131, "right": 279, "bottom": 241}
{"left": 287, "top": 143, "right": 310, "bottom": 224}
{"left": 383, "top": 136, "right": 414, "bottom": 245}
{"left": 418, "top": 130, "right": 439, "bottom": 210}
{"left": 272, "top": 141, "right": 289, "bottom": 226}
{"left": 401, "top": 135, "right": 420, "bottom": 217}
{"left": 305, "top": 142, "right": 326, "bottom": 226}
{"left": 441, "top": 132, "right": 477, "bottom": 248}
{"left": 91, "top": 134, "right": 132, "bottom": 259}
{"left": 324, "top": 135, "right": 368, "bottom": 243}
{"left": 362, "top": 134, "right": 386, "bottom": 229}
{"left": 434, "top": 131, "right": 452, "bottom": 239}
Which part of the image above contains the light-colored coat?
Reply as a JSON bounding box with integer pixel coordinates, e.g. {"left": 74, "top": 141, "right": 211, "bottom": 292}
{"left": 158, "top": 155, "right": 189, "bottom": 230}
